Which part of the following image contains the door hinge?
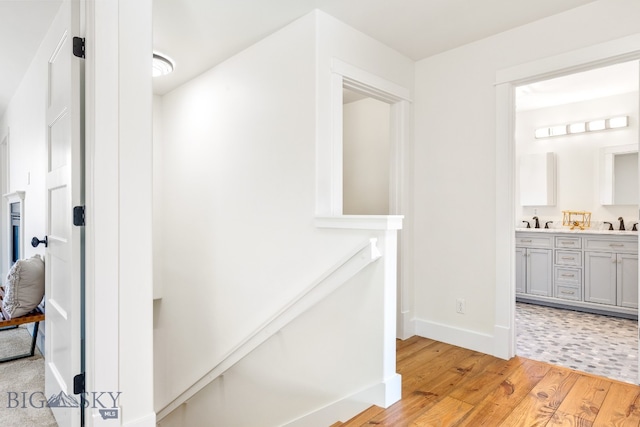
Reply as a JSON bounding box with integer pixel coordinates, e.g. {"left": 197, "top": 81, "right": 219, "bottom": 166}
{"left": 73, "top": 37, "right": 85, "bottom": 58}
{"left": 73, "top": 372, "right": 85, "bottom": 395}
{"left": 73, "top": 206, "right": 85, "bottom": 226}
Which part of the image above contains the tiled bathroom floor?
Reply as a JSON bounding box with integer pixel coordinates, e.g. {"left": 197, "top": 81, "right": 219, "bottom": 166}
{"left": 516, "top": 302, "right": 639, "bottom": 384}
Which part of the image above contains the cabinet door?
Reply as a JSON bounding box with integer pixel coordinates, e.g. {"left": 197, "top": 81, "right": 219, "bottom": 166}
{"left": 515, "top": 247, "right": 526, "bottom": 294}
{"left": 585, "top": 251, "right": 616, "bottom": 305}
{"left": 617, "top": 253, "right": 638, "bottom": 308}
{"left": 527, "top": 248, "right": 552, "bottom": 296}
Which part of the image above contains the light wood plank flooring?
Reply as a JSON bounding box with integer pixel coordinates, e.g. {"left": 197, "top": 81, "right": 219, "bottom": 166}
{"left": 333, "top": 336, "right": 640, "bottom": 426}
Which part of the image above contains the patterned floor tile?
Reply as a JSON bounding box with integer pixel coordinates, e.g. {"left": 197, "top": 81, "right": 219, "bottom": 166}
{"left": 516, "top": 302, "right": 638, "bottom": 384}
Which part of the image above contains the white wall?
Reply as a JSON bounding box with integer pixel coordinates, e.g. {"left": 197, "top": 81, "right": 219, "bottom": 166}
{"left": 154, "top": 10, "right": 412, "bottom": 424}
{"left": 0, "top": 0, "right": 61, "bottom": 359}
{"left": 516, "top": 92, "right": 639, "bottom": 226}
{"left": 0, "top": 9, "right": 53, "bottom": 266}
{"left": 413, "top": 0, "right": 640, "bottom": 354}
{"left": 343, "top": 97, "right": 391, "bottom": 215}
{"left": 158, "top": 246, "right": 390, "bottom": 427}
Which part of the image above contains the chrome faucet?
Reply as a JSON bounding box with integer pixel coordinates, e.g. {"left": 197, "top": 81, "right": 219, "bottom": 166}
{"left": 618, "top": 217, "right": 625, "bottom": 231}
{"left": 532, "top": 216, "right": 540, "bottom": 229}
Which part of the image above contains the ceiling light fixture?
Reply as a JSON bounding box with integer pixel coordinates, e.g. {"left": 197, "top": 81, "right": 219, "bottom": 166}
{"left": 152, "top": 53, "right": 174, "bottom": 77}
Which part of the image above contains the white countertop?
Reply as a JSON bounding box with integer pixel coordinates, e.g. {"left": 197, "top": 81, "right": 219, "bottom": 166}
{"left": 515, "top": 227, "right": 637, "bottom": 236}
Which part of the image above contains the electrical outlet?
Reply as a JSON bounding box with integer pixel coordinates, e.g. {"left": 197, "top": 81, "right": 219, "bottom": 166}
{"left": 456, "top": 298, "right": 465, "bottom": 314}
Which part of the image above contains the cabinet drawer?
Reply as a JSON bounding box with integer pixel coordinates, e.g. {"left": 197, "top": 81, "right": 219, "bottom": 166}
{"left": 555, "top": 250, "right": 582, "bottom": 267}
{"left": 555, "top": 284, "right": 582, "bottom": 301}
{"left": 554, "top": 266, "right": 582, "bottom": 285}
{"left": 584, "top": 237, "right": 638, "bottom": 253}
{"left": 555, "top": 236, "right": 582, "bottom": 249}
{"left": 516, "top": 234, "right": 553, "bottom": 248}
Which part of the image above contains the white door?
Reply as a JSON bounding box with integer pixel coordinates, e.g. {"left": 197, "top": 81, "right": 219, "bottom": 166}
{"left": 44, "top": 0, "right": 84, "bottom": 426}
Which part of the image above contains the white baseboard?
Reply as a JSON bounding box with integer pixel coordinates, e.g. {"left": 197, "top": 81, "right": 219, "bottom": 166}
{"left": 283, "top": 374, "right": 402, "bottom": 427}
{"left": 493, "top": 324, "right": 513, "bottom": 360}
{"left": 397, "top": 312, "right": 415, "bottom": 340}
{"left": 283, "top": 399, "right": 372, "bottom": 427}
{"left": 123, "top": 412, "right": 156, "bottom": 427}
{"left": 414, "top": 319, "right": 496, "bottom": 356}
{"left": 91, "top": 410, "right": 155, "bottom": 427}
{"left": 352, "top": 373, "right": 401, "bottom": 408}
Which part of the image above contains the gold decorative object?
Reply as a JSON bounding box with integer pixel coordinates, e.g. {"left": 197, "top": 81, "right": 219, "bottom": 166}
{"left": 562, "top": 210, "right": 591, "bottom": 230}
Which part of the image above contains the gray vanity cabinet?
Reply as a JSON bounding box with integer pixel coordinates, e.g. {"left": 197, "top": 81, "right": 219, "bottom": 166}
{"left": 618, "top": 253, "right": 638, "bottom": 308}
{"left": 515, "top": 234, "right": 553, "bottom": 297}
{"left": 584, "top": 236, "right": 638, "bottom": 309}
{"left": 585, "top": 251, "right": 638, "bottom": 308}
{"left": 526, "top": 249, "right": 553, "bottom": 296}
{"left": 584, "top": 252, "right": 617, "bottom": 305}
{"left": 515, "top": 247, "right": 526, "bottom": 294}
{"left": 516, "top": 230, "right": 638, "bottom": 318}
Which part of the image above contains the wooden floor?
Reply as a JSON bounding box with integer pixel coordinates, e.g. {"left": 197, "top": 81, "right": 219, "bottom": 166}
{"left": 333, "top": 336, "right": 640, "bottom": 427}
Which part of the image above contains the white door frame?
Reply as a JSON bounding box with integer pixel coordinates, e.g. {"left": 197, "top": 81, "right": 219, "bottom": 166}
{"left": 84, "top": 0, "right": 155, "bottom": 425}
{"left": 494, "top": 34, "right": 640, "bottom": 361}
{"left": 1, "top": 130, "right": 10, "bottom": 276}
{"left": 324, "top": 59, "right": 415, "bottom": 339}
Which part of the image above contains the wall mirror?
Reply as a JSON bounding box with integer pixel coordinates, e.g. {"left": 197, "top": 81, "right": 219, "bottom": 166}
{"left": 600, "top": 143, "right": 639, "bottom": 205}
{"left": 519, "top": 152, "right": 556, "bottom": 206}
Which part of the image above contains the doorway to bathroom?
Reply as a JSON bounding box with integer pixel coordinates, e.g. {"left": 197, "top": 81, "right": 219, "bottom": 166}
{"left": 513, "top": 60, "right": 640, "bottom": 383}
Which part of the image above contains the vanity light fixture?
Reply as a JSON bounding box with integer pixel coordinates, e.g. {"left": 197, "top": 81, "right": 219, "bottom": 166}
{"left": 568, "top": 122, "right": 586, "bottom": 134}
{"left": 549, "top": 125, "right": 567, "bottom": 136}
{"left": 152, "top": 53, "right": 174, "bottom": 77}
{"left": 534, "top": 115, "right": 629, "bottom": 139}
{"left": 587, "top": 119, "right": 606, "bottom": 131}
{"left": 608, "top": 115, "right": 629, "bottom": 128}
{"left": 534, "top": 128, "right": 550, "bottom": 139}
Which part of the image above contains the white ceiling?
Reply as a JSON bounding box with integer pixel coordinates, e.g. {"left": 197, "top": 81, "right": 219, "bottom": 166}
{"left": 0, "top": 0, "right": 61, "bottom": 117}
{"left": 151, "top": 0, "right": 599, "bottom": 95}
{"left": 0, "top": 0, "right": 607, "bottom": 118}
{"left": 516, "top": 61, "right": 639, "bottom": 111}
